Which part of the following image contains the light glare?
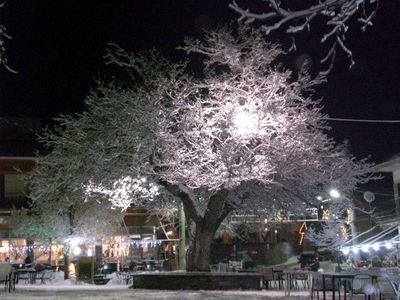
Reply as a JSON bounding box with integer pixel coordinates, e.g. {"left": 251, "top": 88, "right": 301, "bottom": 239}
{"left": 233, "top": 111, "right": 259, "bottom": 135}
{"left": 329, "top": 189, "right": 340, "bottom": 198}
{"left": 72, "top": 247, "right": 81, "bottom": 256}
{"left": 361, "top": 244, "right": 369, "bottom": 253}
{"left": 341, "top": 248, "right": 350, "bottom": 255}
{"left": 385, "top": 242, "right": 393, "bottom": 249}
{"left": 372, "top": 243, "right": 380, "bottom": 251}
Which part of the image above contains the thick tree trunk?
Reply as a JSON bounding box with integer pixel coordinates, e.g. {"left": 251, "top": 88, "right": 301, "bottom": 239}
{"left": 185, "top": 190, "right": 232, "bottom": 272}
{"left": 160, "top": 182, "right": 232, "bottom": 272}
{"left": 187, "top": 223, "right": 214, "bottom": 272}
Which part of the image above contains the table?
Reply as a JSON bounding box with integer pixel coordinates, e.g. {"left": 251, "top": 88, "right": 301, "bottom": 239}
{"left": 320, "top": 272, "right": 378, "bottom": 300}
{"left": 321, "top": 272, "right": 353, "bottom": 300}
{"left": 283, "top": 269, "right": 316, "bottom": 296}
{"left": 15, "top": 268, "right": 36, "bottom": 284}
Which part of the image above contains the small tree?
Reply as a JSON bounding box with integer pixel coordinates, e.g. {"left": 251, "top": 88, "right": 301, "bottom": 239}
{"left": 26, "top": 26, "right": 374, "bottom": 272}
{"left": 229, "top": 0, "right": 379, "bottom": 74}
{"left": 12, "top": 189, "right": 124, "bottom": 279}
{"left": 306, "top": 220, "right": 349, "bottom": 269}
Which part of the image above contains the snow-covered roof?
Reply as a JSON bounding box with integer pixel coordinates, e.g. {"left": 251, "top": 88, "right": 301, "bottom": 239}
{"left": 373, "top": 157, "right": 400, "bottom": 173}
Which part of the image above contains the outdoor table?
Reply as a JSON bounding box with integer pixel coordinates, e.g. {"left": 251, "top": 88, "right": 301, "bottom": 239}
{"left": 15, "top": 268, "right": 36, "bottom": 284}
{"left": 320, "top": 272, "right": 353, "bottom": 300}
{"left": 283, "top": 269, "right": 316, "bottom": 296}
{"left": 320, "top": 271, "right": 378, "bottom": 300}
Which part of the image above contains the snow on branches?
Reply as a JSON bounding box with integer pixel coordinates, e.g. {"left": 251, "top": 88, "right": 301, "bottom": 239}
{"left": 28, "top": 26, "right": 374, "bottom": 215}
{"left": 229, "top": 0, "right": 379, "bottom": 74}
{"left": 0, "top": 2, "right": 16, "bottom": 73}
{"left": 25, "top": 27, "right": 375, "bottom": 270}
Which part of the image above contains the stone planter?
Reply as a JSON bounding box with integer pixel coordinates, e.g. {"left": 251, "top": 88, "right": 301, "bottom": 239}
{"left": 131, "top": 271, "right": 263, "bottom": 290}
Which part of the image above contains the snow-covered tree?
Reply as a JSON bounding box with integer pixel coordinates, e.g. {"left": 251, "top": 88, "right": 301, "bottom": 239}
{"left": 12, "top": 179, "right": 124, "bottom": 278}
{"left": 26, "top": 26, "right": 374, "bottom": 271}
{"left": 12, "top": 198, "right": 124, "bottom": 247}
{"left": 229, "top": 0, "right": 379, "bottom": 74}
{"left": 306, "top": 219, "right": 349, "bottom": 268}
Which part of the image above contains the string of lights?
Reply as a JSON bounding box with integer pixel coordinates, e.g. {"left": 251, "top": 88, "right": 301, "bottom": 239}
{"left": 341, "top": 226, "right": 400, "bottom": 255}
{"left": 0, "top": 239, "right": 180, "bottom": 253}
{"left": 325, "top": 117, "right": 400, "bottom": 123}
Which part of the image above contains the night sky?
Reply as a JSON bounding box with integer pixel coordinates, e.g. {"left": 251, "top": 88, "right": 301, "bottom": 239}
{"left": 1, "top": 0, "right": 399, "bottom": 163}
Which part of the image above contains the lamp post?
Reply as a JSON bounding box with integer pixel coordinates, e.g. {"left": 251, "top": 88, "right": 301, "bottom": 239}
{"left": 329, "top": 189, "right": 360, "bottom": 259}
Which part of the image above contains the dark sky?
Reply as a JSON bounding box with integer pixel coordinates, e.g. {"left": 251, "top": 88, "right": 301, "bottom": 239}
{"left": 1, "top": 0, "right": 399, "bottom": 163}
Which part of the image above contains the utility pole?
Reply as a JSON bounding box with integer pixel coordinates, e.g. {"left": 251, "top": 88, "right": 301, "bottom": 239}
{"left": 178, "top": 203, "right": 186, "bottom": 270}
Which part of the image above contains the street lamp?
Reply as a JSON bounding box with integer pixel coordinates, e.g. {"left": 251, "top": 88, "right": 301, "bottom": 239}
{"left": 232, "top": 110, "right": 259, "bottom": 136}
{"left": 329, "top": 189, "right": 341, "bottom": 199}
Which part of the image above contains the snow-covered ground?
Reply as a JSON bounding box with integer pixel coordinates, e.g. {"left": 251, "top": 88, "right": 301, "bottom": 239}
{"left": 2, "top": 285, "right": 312, "bottom": 300}
{"left": 0, "top": 271, "right": 368, "bottom": 299}
{"left": 0, "top": 272, "right": 311, "bottom": 299}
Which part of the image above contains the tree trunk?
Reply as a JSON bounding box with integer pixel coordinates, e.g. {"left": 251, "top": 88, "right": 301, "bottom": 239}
{"left": 160, "top": 182, "right": 231, "bottom": 272}
{"left": 187, "top": 223, "right": 214, "bottom": 272}
{"left": 185, "top": 190, "right": 232, "bottom": 272}
{"left": 64, "top": 252, "right": 70, "bottom": 280}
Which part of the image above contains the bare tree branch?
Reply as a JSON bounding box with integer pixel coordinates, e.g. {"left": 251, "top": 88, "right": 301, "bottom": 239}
{"left": 229, "top": 0, "right": 379, "bottom": 74}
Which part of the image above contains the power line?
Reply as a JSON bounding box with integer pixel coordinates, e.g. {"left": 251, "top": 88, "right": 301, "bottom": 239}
{"left": 325, "top": 117, "right": 400, "bottom": 123}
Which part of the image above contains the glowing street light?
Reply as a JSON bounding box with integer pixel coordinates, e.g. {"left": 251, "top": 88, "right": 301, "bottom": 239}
{"left": 232, "top": 111, "right": 259, "bottom": 136}
{"left": 329, "top": 189, "right": 340, "bottom": 199}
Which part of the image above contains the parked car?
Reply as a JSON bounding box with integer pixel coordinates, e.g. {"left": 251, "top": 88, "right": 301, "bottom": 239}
{"left": 98, "top": 262, "right": 118, "bottom": 274}
{"left": 298, "top": 251, "right": 319, "bottom": 271}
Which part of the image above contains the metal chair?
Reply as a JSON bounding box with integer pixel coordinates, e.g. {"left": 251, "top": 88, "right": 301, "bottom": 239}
{"left": 293, "top": 270, "right": 309, "bottom": 289}
{"left": 311, "top": 274, "right": 337, "bottom": 300}
{"left": 261, "top": 267, "right": 276, "bottom": 289}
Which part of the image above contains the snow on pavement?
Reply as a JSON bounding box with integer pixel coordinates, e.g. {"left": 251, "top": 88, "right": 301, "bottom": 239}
{"left": 1, "top": 285, "right": 311, "bottom": 300}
